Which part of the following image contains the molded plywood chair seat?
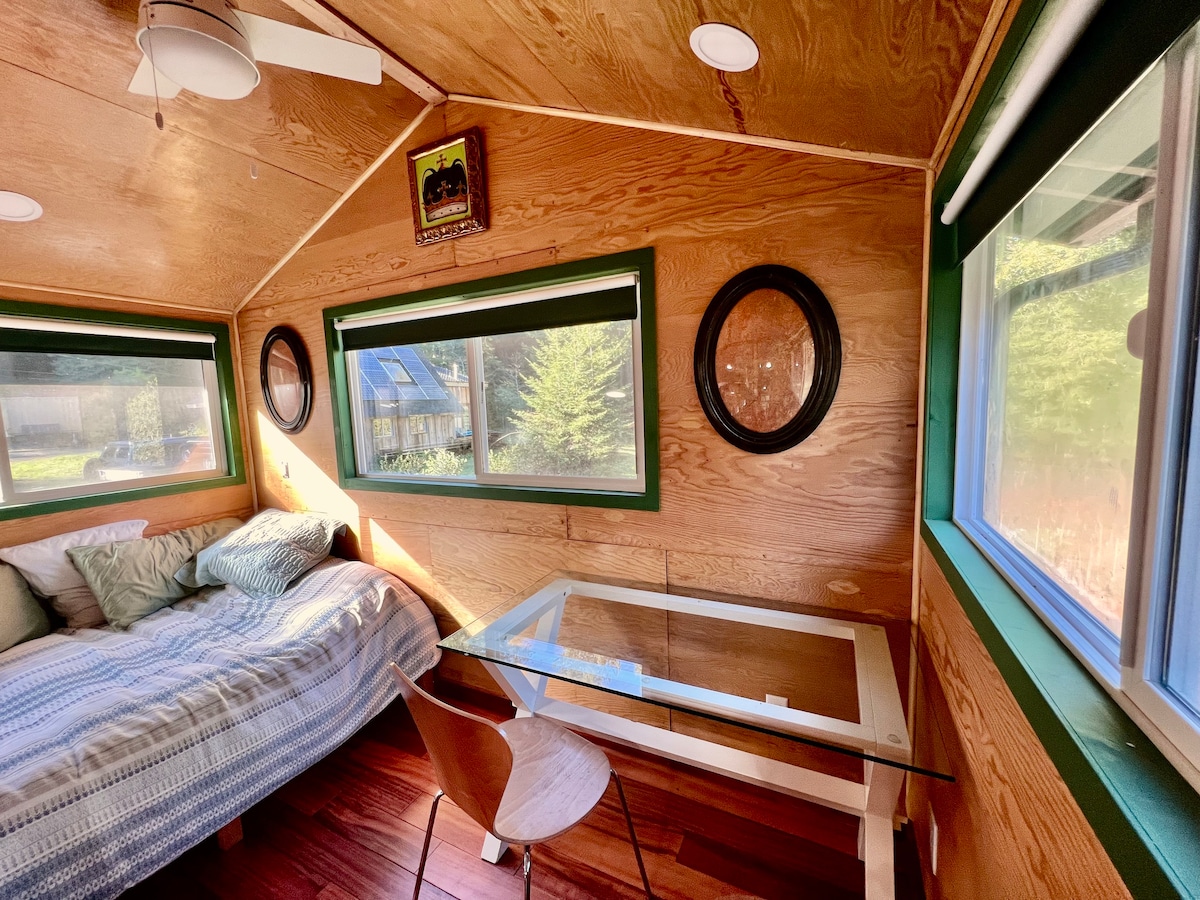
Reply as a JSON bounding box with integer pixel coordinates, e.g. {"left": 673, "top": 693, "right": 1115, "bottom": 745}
{"left": 390, "top": 664, "right": 653, "bottom": 900}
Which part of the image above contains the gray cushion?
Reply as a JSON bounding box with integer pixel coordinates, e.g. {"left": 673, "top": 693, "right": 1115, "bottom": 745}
{"left": 185, "top": 509, "right": 344, "bottom": 599}
{"left": 67, "top": 518, "right": 243, "bottom": 629}
{"left": 0, "top": 563, "right": 50, "bottom": 652}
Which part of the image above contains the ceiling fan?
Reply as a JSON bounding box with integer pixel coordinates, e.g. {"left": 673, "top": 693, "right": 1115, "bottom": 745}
{"left": 127, "top": 0, "right": 382, "bottom": 102}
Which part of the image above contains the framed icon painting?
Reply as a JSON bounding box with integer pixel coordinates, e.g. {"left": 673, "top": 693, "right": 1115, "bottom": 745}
{"left": 407, "top": 127, "right": 488, "bottom": 245}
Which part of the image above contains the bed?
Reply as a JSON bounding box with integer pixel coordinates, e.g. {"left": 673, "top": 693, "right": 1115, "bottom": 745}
{"left": 0, "top": 556, "right": 441, "bottom": 900}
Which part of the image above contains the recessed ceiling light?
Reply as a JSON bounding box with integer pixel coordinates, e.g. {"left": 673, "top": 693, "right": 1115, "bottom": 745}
{"left": 689, "top": 23, "right": 759, "bottom": 73}
{"left": 0, "top": 191, "right": 42, "bottom": 222}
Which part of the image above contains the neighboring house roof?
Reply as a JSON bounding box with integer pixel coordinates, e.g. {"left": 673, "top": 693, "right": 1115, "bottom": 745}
{"left": 357, "top": 347, "right": 462, "bottom": 417}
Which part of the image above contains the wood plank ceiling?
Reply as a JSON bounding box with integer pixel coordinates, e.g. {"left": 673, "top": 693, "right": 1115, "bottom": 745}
{"left": 0, "top": 0, "right": 996, "bottom": 312}
{"left": 0, "top": 0, "right": 425, "bottom": 310}
{"left": 319, "top": 0, "right": 995, "bottom": 162}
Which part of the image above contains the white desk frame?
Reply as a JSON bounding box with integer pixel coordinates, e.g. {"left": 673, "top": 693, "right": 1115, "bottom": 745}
{"left": 459, "top": 578, "right": 912, "bottom": 900}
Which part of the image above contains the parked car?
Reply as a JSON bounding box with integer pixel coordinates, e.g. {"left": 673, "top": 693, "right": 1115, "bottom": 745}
{"left": 83, "top": 437, "right": 215, "bottom": 482}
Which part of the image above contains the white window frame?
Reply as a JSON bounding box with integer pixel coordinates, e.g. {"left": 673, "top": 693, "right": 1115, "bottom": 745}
{"left": 339, "top": 273, "right": 648, "bottom": 496}
{"left": 955, "top": 29, "right": 1200, "bottom": 790}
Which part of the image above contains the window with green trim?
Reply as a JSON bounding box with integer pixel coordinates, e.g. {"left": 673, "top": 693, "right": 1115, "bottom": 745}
{"left": 955, "top": 21, "right": 1200, "bottom": 779}
{"left": 0, "top": 303, "right": 241, "bottom": 517}
{"left": 325, "top": 249, "right": 658, "bottom": 509}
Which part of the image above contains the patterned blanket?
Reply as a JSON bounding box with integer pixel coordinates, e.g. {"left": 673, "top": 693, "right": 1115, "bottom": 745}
{"left": 0, "top": 558, "right": 440, "bottom": 899}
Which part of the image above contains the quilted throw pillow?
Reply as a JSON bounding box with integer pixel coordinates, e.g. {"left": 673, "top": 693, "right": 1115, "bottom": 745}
{"left": 0, "top": 519, "right": 148, "bottom": 629}
{"left": 195, "top": 509, "right": 344, "bottom": 599}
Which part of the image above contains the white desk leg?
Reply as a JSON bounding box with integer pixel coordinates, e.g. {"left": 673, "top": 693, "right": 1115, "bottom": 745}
{"left": 860, "top": 762, "right": 904, "bottom": 900}
{"left": 481, "top": 832, "right": 509, "bottom": 864}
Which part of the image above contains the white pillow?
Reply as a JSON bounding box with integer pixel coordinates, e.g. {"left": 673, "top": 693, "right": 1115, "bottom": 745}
{"left": 0, "top": 519, "right": 148, "bottom": 628}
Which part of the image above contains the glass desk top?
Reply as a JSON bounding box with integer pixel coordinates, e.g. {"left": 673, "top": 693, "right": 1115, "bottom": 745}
{"left": 438, "top": 572, "right": 953, "bottom": 781}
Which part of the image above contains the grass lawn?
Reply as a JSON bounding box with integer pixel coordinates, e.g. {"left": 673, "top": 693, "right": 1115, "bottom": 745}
{"left": 11, "top": 452, "right": 93, "bottom": 487}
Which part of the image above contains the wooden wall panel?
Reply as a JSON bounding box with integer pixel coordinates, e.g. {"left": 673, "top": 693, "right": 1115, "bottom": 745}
{"left": 0, "top": 485, "right": 253, "bottom": 549}
{"left": 237, "top": 103, "right": 924, "bottom": 704}
{"left": 907, "top": 543, "right": 1130, "bottom": 900}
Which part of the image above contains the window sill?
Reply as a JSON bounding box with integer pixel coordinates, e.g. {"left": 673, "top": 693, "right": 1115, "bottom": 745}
{"left": 0, "top": 473, "right": 246, "bottom": 522}
{"left": 922, "top": 517, "right": 1200, "bottom": 899}
{"left": 342, "top": 474, "right": 659, "bottom": 511}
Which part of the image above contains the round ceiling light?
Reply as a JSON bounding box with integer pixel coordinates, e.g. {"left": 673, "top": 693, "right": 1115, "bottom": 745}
{"left": 0, "top": 191, "right": 43, "bottom": 222}
{"left": 689, "top": 23, "right": 759, "bottom": 73}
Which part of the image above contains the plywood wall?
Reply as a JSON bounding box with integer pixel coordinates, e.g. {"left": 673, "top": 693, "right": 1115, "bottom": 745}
{"left": 238, "top": 103, "right": 925, "bottom": 690}
{"left": 906, "top": 544, "right": 1130, "bottom": 899}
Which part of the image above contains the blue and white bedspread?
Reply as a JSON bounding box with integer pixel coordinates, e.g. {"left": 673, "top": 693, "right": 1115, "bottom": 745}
{"left": 0, "top": 558, "right": 441, "bottom": 899}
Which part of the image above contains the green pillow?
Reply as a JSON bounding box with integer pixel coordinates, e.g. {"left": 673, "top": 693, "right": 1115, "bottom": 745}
{"left": 192, "top": 509, "right": 344, "bottom": 599}
{"left": 67, "top": 518, "right": 243, "bottom": 629}
{"left": 0, "top": 562, "right": 50, "bottom": 652}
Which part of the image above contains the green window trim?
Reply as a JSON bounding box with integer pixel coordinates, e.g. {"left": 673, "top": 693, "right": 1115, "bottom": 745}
{"left": 324, "top": 248, "right": 660, "bottom": 511}
{"left": 0, "top": 299, "right": 246, "bottom": 522}
{"left": 924, "top": 2, "right": 1200, "bottom": 897}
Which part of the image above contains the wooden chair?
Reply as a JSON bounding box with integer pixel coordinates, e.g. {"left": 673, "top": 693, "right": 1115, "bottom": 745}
{"left": 390, "top": 664, "right": 654, "bottom": 900}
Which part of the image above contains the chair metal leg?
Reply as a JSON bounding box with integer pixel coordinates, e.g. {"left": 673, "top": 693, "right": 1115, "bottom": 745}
{"left": 612, "top": 770, "right": 653, "bottom": 899}
{"left": 523, "top": 845, "right": 532, "bottom": 900}
{"left": 412, "top": 790, "right": 443, "bottom": 900}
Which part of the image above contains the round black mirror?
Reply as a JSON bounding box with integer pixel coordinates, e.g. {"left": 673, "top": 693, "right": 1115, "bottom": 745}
{"left": 260, "top": 326, "right": 312, "bottom": 434}
{"left": 694, "top": 265, "right": 841, "bottom": 454}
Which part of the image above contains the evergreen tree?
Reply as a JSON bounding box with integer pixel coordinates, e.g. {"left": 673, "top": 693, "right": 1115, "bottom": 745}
{"left": 510, "top": 323, "right": 632, "bottom": 477}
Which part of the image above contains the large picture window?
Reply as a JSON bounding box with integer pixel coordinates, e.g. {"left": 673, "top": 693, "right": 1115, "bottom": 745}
{"left": 0, "top": 305, "right": 241, "bottom": 517}
{"left": 955, "top": 23, "right": 1200, "bottom": 778}
{"left": 325, "top": 249, "right": 657, "bottom": 509}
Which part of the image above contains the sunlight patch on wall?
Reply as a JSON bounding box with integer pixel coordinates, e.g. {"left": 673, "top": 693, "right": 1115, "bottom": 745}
{"left": 256, "top": 410, "right": 359, "bottom": 525}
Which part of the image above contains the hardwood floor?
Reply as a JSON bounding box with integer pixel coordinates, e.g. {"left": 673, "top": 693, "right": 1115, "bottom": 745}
{"left": 125, "top": 687, "right": 925, "bottom": 900}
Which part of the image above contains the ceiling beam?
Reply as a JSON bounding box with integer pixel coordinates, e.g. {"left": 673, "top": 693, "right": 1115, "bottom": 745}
{"left": 448, "top": 94, "right": 930, "bottom": 171}
{"left": 273, "top": 0, "right": 447, "bottom": 104}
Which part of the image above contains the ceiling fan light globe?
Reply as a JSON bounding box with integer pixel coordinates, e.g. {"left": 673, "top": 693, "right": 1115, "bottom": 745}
{"left": 139, "top": 26, "right": 259, "bottom": 99}
{"left": 136, "top": 0, "right": 260, "bottom": 100}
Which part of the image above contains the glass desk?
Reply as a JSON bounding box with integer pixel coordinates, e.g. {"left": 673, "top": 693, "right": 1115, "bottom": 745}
{"left": 439, "top": 573, "right": 952, "bottom": 900}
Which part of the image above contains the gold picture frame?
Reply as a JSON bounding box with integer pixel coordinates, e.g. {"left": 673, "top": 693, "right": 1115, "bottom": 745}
{"left": 407, "top": 127, "right": 488, "bottom": 245}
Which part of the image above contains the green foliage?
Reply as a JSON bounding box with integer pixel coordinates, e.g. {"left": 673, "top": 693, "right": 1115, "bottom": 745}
{"left": 483, "top": 333, "right": 533, "bottom": 434}
{"left": 125, "top": 380, "right": 166, "bottom": 465}
{"left": 999, "top": 235, "right": 1146, "bottom": 472}
{"left": 507, "top": 323, "right": 634, "bottom": 478}
{"left": 378, "top": 448, "right": 471, "bottom": 478}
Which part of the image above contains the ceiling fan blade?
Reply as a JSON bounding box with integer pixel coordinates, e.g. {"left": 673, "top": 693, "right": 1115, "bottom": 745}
{"left": 236, "top": 12, "right": 382, "bottom": 85}
{"left": 127, "top": 55, "right": 182, "bottom": 99}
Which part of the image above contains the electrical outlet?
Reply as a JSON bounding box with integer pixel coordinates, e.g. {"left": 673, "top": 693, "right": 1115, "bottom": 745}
{"left": 765, "top": 694, "right": 788, "bottom": 707}
{"left": 929, "top": 804, "right": 939, "bottom": 876}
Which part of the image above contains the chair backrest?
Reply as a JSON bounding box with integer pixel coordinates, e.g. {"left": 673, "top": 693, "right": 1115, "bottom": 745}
{"left": 390, "top": 664, "right": 513, "bottom": 832}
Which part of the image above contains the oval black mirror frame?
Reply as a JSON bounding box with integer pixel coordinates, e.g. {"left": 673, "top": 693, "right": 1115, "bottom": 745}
{"left": 260, "top": 325, "right": 313, "bottom": 434}
{"left": 693, "top": 265, "right": 841, "bottom": 454}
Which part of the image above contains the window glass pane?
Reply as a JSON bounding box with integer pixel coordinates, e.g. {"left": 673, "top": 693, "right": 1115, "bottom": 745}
{"left": 483, "top": 322, "right": 637, "bottom": 481}
{"left": 980, "top": 59, "right": 1163, "bottom": 635}
{"left": 1166, "top": 498, "right": 1200, "bottom": 716}
{"left": 1165, "top": 320, "right": 1200, "bottom": 715}
{"left": 350, "top": 341, "right": 474, "bottom": 478}
{"left": 0, "top": 352, "right": 217, "bottom": 495}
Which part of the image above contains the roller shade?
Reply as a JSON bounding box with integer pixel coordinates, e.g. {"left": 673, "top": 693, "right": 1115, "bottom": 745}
{"left": 337, "top": 275, "right": 639, "bottom": 351}
{"left": 0, "top": 316, "right": 217, "bottom": 361}
{"left": 945, "top": 0, "right": 1200, "bottom": 262}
